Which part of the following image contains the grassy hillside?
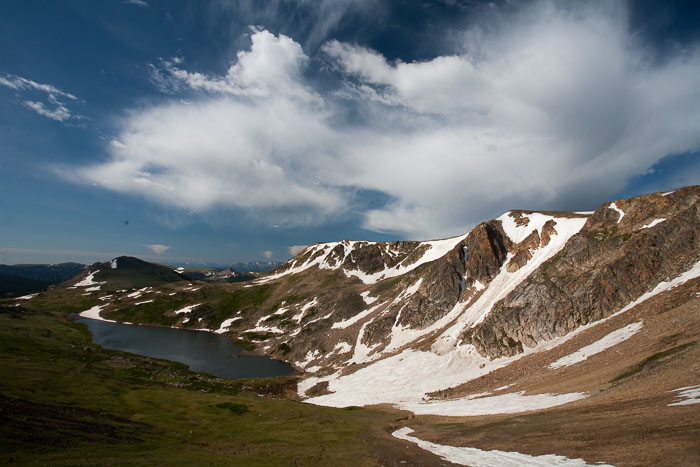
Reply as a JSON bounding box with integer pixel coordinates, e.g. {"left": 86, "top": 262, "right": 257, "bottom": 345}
{"left": 92, "top": 257, "right": 187, "bottom": 291}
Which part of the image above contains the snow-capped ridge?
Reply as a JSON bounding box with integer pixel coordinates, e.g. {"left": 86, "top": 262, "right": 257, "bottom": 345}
{"left": 258, "top": 234, "right": 467, "bottom": 285}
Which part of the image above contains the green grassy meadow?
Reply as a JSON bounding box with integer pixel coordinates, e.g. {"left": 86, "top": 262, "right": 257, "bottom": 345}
{"left": 0, "top": 304, "right": 427, "bottom": 465}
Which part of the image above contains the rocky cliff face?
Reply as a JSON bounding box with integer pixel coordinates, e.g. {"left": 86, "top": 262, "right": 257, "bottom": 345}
{"left": 464, "top": 187, "right": 699, "bottom": 358}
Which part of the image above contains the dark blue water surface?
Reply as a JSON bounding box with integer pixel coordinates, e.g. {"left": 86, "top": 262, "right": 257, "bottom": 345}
{"left": 78, "top": 318, "right": 296, "bottom": 379}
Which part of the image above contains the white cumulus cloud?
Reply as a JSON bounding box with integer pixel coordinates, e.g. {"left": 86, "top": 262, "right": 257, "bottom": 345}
{"left": 77, "top": 30, "right": 344, "bottom": 227}
{"left": 69, "top": 2, "right": 700, "bottom": 240}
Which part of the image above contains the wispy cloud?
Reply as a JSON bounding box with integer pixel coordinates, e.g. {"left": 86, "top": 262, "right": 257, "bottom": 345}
{"left": 262, "top": 250, "right": 274, "bottom": 259}
{"left": 0, "top": 74, "right": 77, "bottom": 99}
{"left": 23, "top": 100, "right": 72, "bottom": 122}
{"left": 143, "top": 244, "right": 170, "bottom": 255}
{"left": 0, "top": 73, "right": 81, "bottom": 122}
{"left": 70, "top": 2, "right": 700, "bottom": 239}
{"left": 124, "top": 0, "right": 149, "bottom": 7}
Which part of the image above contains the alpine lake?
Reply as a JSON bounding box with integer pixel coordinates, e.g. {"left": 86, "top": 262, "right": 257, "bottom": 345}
{"left": 77, "top": 317, "right": 296, "bottom": 379}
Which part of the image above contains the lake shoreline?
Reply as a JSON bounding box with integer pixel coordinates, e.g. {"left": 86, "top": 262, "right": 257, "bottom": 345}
{"left": 73, "top": 314, "right": 298, "bottom": 380}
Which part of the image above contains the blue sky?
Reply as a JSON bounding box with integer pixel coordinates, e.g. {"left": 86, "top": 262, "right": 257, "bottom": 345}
{"left": 1, "top": 0, "right": 699, "bottom": 266}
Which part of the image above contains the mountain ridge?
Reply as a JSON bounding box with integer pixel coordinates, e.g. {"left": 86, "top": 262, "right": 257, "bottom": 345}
{"left": 21, "top": 186, "right": 698, "bottom": 418}
{"left": 243, "top": 186, "right": 698, "bottom": 411}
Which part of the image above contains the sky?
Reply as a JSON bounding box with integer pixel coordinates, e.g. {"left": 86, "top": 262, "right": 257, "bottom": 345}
{"left": 1, "top": 0, "right": 699, "bottom": 266}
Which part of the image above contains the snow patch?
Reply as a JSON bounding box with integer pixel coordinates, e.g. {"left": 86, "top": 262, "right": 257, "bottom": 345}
{"left": 79, "top": 305, "right": 115, "bottom": 323}
{"left": 303, "top": 312, "right": 333, "bottom": 327}
{"left": 332, "top": 300, "right": 386, "bottom": 330}
{"left": 497, "top": 212, "right": 555, "bottom": 244}
{"left": 640, "top": 218, "right": 666, "bottom": 229}
{"left": 84, "top": 286, "right": 101, "bottom": 292}
{"left": 214, "top": 317, "right": 242, "bottom": 334}
{"left": 135, "top": 299, "right": 154, "bottom": 306}
{"left": 242, "top": 324, "right": 284, "bottom": 334}
{"left": 472, "top": 280, "right": 486, "bottom": 291}
{"left": 608, "top": 202, "right": 625, "bottom": 223}
{"left": 360, "top": 291, "right": 378, "bottom": 305}
{"left": 661, "top": 191, "right": 675, "bottom": 197}
{"left": 174, "top": 304, "right": 201, "bottom": 314}
{"left": 402, "top": 391, "right": 586, "bottom": 416}
{"left": 75, "top": 271, "right": 99, "bottom": 287}
{"left": 392, "top": 427, "right": 609, "bottom": 466}
{"left": 386, "top": 279, "right": 435, "bottom": 352}
{"left": 16, "top": 293, "right": 38, "bottom": 300}
{"left": 333, "top": 342, "right": 352, "bottom": 354}
{"left": 273, "top": 306, "right": 289, "bottom": 315}
{"left": 289, "top": 297, "right": 320, "bottom": 324}
{"left": 494, "top": 383, "right": 514, "bottom": 392}
{"left": 348, "top": 317, "right": 383, "bottom": 364}
{"left": 297, "top": 350, "right": 321, "bottom": 369}
{"left": 110, "top": 259, "right": 118, "bottom": 269}
{"left": 668, "top": 384, "right": 700, "bottom": 406}
{"left": 549, "top": 322, "right": 643, "bottom": 369}
{"left": 127, "top": 287, "right": 149, "bottom": 298}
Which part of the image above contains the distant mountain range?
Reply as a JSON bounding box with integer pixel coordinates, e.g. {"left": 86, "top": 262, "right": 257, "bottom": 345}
{"left": 166, "top": 261, "right": 283, "bottom": 273}
{"left": 0, "top": 259, "right": 283, "bottom": 297}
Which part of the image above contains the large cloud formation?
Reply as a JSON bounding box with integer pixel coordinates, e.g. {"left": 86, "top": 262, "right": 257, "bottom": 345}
{"left": 76, "top": 2, "right": 700, "bottom": 239}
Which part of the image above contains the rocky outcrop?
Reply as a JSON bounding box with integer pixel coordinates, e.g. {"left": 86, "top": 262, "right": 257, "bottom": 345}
{"left": 464, "top": 221, "right": 512, "bottom": 284}
{"left": 393, "top": 221, "right": 512, "bottom": 329}
{"left": 465, "top": 187, "right": 699, "bottom": 358}
{"left": 266, "top": 240, "right": 422, "bottom": 278}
